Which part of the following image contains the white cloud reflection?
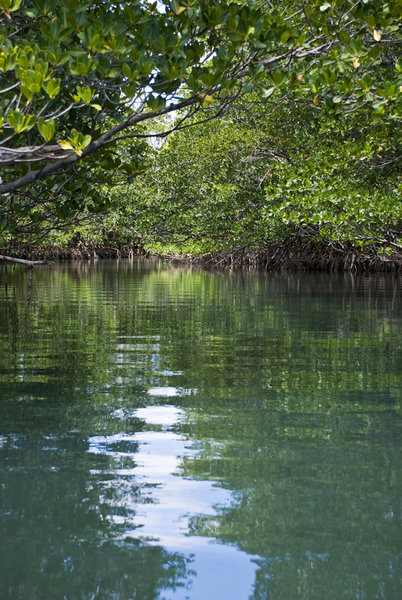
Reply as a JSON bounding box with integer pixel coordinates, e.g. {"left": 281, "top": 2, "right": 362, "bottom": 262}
{"left": 87, "top": 404, "right": 257, "bottom": 599}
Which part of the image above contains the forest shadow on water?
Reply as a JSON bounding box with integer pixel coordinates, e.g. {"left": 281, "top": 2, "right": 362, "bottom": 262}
{"left": 0, "top": 259, "right": 401, "bottom": 600}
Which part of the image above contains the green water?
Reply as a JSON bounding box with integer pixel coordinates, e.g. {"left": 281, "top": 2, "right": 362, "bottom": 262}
{"left": 0, "top": 259, "right": 401, "bottom": 600}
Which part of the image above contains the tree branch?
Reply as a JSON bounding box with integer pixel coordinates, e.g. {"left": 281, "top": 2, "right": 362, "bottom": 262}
{"left": 0, "top": 95, "right": 197, "bottom": 195}
{"left": 0, "top": 254, "right": 47, "bottom": 267}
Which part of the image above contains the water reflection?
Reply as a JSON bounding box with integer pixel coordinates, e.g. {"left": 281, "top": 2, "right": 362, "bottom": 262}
{"left": 0, "top": 429, "right": 191, "bottom": 599}
{"left": 88, "top": 405, "right": 258, "bottom": 599}
{"left": 0, "top": 261, "right": 401, "bottom": 599}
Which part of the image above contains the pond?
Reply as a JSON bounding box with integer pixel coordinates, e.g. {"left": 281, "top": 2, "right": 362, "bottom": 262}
{"left": 0, "top": 259, "right": 401, "bottom": 599}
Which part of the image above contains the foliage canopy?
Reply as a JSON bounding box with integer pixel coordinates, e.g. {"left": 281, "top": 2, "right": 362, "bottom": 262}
{"left": 0, "top": 0, "right": 401, "bottom": 248}
{"left": 97, "top": 93, "right": 401, "bottom": 258}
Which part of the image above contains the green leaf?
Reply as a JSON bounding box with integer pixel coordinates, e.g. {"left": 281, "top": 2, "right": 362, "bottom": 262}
{"left": 0, "top": 0, "right": 22, "bottom": 12}
{"left": 6, "top": 110, "right": 36, "bottom": 133}
{"left": 45, "top": 78, "right": 60, "bottom": 98}
{"left": 37, "top": 118, "right": 56, "bottom": 142}
{"left": 271, "top": 71, "right": 283, "bottom": 86}
{"left": 81, "top": 134, "right": 92, "bottom": 150}
{"left": 76, "top": 86, "right": 93, "bottom": 104}
{"left": 147, "top": 95, "right": 166, "bottom": 111}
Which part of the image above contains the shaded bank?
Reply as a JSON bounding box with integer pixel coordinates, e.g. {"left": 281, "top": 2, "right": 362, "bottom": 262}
{"left": 1, "top": 243, "right": 148, "bottom": 262}
{"left": 1, "top": 238, "right": 401, "bottom": 272}
{"left": 157, "top": 238, "right": 402, "bottom": 272}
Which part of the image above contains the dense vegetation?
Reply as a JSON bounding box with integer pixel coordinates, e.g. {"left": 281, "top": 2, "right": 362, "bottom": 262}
{"left": 0, "top": 0, "right": 401, "bottom": 268}
{"left": 101, "top": 95, "right": 401, "bottom": 262}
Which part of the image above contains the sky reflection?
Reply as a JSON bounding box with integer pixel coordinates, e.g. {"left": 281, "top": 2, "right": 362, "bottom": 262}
{"left": 87, "top": 404, "right": 257, "bottom": 599}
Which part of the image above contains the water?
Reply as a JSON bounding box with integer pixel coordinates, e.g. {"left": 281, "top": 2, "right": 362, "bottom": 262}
{"left": 0, "top": 259, "right": 401, "bottom": 599}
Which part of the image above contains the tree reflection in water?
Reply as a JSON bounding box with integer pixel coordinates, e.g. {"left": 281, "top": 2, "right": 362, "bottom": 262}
{"left": 0, "top": 261, "right": 401, "bottom": 599}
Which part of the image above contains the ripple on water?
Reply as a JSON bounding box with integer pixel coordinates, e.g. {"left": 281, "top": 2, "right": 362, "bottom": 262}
{"left": 147, "top": 386, "right": 197, "bottom": 398}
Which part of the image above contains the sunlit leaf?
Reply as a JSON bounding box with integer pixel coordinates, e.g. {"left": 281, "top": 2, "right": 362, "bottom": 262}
{"left": 198, "top": 93, "right": 214, "bottom": 103}
{"left": 57, "top": 140, "right": 75, "bottom": 151}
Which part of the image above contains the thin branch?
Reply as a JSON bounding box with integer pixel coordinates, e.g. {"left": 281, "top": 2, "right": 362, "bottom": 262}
{"left": 0, "top": 94, "right": 197, "bottom": 194}
{"left": 0, "top": 254, "right": 47, "bottom": 267}
{"left": 0, "top": 81, "right": 20, "bottom": 95}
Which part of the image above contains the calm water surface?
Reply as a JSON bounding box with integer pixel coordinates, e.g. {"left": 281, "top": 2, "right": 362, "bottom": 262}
{"left": 0, "top": 260, "right": 401, "bottom": 599}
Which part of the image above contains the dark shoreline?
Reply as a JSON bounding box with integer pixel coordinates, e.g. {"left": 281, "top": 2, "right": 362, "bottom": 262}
{"left": 1, "top": 239, "right": 401, "bottom": 272}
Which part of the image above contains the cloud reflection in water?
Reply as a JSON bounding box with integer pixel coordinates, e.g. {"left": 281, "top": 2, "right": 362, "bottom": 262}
{"left": 87, "top": 403, "right": 257, "bottom": 599}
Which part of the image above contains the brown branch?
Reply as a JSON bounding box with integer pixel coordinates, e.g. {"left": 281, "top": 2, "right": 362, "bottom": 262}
{"left": 0, "top": 144, "right": 75, "bottom": 164}
{"left": 0, "top": 95, "right": 197, "bottom": 195}
{"left": 0, "top": 254, "right": 47, "bottom": 267}
{"left": 0, "top": 35, "right": 346, "bottom": 195}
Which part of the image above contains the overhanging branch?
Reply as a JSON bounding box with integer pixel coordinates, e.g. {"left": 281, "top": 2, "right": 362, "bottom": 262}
{"left": 0, "top": 254, "right": 47, "bottom": 267}
{"left": 0, "top": 145, "right": 75, "bottom": 165}
{"left": 0, "top": 95, "right": 197, "bottom": 195}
